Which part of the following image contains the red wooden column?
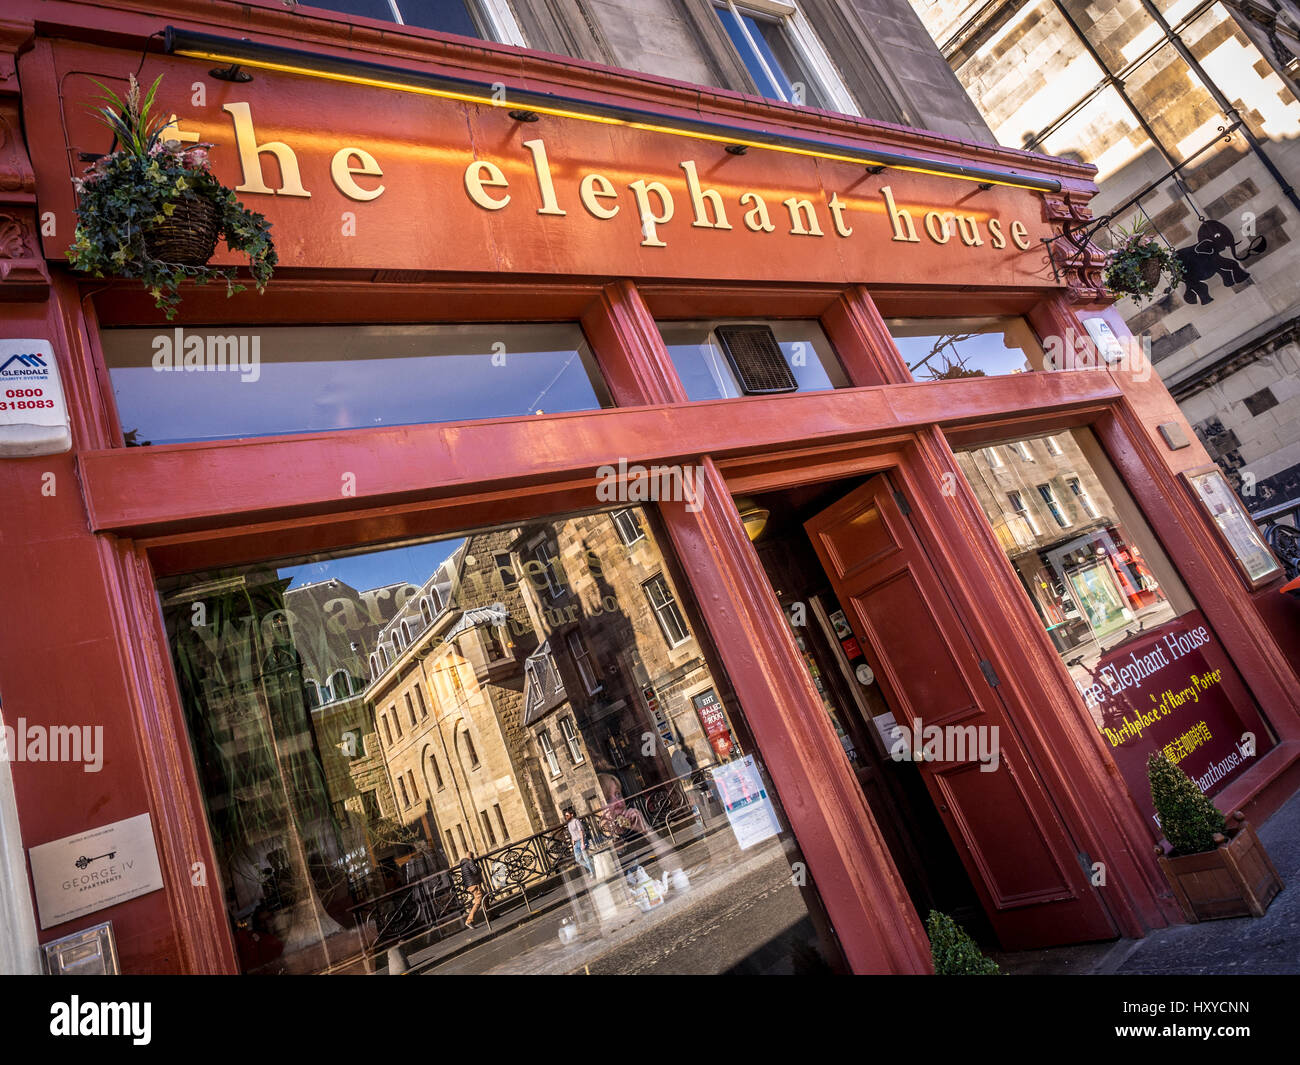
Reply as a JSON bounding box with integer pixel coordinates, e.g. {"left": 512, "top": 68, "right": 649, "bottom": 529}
{"left": 820, "top": 284, "right": 910, "bottom": 386}
{"left": 584, "top": 282, "right": 932, "bottom": 973}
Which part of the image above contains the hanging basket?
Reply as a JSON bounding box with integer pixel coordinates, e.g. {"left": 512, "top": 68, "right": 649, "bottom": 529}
{"left": 1138, "top": 256, "right": 1163, "bottom": 288}
{"left": 144, "top": 196, "right": 221, "bottom": 266}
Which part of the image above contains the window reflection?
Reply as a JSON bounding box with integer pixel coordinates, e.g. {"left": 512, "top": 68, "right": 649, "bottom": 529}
{"left": 159, "top": 507, "right": 840, "bottom": 974}
{"left": 889, "top": 316, "right": 1044, "bottom": 380}
{"left": 103, "top": 323, "right": 611, "bottom": 446}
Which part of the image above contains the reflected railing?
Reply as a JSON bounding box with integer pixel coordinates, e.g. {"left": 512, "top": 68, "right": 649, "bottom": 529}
{"left": 347, "top": 770, "right": 720, "bottom": 964}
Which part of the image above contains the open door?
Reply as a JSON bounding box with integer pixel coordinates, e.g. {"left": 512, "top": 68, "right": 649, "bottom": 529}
{"left": 804, "top": 472, "right": 1116, "bottom": 950}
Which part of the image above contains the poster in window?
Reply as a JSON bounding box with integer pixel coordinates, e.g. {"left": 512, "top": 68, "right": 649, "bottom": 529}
{"left": 1066, "top": 561, "right": 1133, "bottom": 641}
{"left": 1184, "top": 466, "right": 1282, "bottom": 588}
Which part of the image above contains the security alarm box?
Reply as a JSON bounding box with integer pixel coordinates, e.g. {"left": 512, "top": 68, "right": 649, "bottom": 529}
{"left": 0, "top": 339, "right": 71, "bottom": 456}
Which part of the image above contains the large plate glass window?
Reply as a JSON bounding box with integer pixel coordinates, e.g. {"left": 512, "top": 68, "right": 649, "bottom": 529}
{"left": 101, "top": 322, "right": 611, "bottom": 446}
{"left": 954, "top": 427, "right": 1277, "bottom": 834}
{"left": 157, "top": 506, "right": 844, "bottom": 974}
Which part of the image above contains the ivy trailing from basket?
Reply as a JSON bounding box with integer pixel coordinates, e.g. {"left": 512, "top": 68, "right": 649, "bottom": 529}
{"left": 66, "top": 74, "right": 276, "bottom": 320}
{"left": 1102, "top": 217, "right": 1183, "bottom": 304}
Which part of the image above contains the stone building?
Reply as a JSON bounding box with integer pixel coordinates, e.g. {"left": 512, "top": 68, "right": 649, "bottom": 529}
{"left": 510, "top": 508, "right": 735, "bottom": 824}
{"left": 907, "top": 0, "right": 1300, "bottom": 513}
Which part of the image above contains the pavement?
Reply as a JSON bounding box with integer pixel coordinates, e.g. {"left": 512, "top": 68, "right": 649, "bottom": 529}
{"left": 991, "top": 786, "right": 1300, "bottom": 976}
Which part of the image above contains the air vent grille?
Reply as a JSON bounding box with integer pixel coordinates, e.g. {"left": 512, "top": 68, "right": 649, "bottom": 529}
{"left": 714, "top": 325, "right": 798, "bottom": 395}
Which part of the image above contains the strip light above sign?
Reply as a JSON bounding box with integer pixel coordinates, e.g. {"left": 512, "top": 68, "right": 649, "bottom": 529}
{"left": 163, "top": 26, "right": 1063, "bottom": 195}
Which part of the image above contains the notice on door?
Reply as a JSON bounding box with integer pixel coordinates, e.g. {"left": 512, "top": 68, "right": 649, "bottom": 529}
{"left": 1070, "top": 611, "right": 1270, "bottom": 832}
{"left": 710, "top": 755, "right": 781, "bottom": 851}
{"left": 28, "top": 813, "right": 164, "bottom": 930}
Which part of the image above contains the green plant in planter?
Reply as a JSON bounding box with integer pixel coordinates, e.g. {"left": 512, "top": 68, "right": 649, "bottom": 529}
{"left": 1148, "top": 751, "right": 1227, "bottom": 856}
{"left": 65, "top": 74, "right": 276, "bottom": 320}
{"left": 926, "top": 910, "right": 1001, "bottom": 975}
{"left": 1102, "top": 218, "right": 1183, "bottom": 304}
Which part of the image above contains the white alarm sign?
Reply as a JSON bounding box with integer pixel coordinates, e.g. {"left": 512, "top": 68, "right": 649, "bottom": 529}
{"left": 0, "top": 339, "right": 71, "bottom": 456}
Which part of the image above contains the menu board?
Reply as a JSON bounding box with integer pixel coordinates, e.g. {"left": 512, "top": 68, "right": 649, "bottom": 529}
{"left": 1185, "top": 467, "right": 1281, "bottom": 587}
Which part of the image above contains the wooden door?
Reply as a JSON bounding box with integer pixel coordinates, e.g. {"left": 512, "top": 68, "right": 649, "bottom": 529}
{"left": 805, "top": 473, "right": 1116, "bottom": 949}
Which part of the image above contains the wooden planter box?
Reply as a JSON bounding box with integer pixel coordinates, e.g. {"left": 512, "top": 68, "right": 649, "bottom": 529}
{"left": 1157, "top": 812, "right": 1283, "bottom": 923}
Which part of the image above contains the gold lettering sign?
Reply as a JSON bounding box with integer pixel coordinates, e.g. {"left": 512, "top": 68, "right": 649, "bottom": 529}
{"left": 174, "top": 106, "right": 1040, "bottom": 257}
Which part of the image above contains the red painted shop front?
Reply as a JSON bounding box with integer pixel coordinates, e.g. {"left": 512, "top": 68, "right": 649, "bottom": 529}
{"left": 3, "top": 1, "right": 1300, "bottom": 975}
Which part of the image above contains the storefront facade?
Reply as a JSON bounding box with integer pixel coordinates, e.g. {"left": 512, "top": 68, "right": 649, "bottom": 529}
{"left": 3, "top": 0, "right": 1300, "bottom": 975}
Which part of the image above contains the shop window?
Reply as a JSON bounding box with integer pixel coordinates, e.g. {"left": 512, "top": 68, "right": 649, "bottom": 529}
{"left": 156, "top": 504, "right": 840, "bottom": 974}
{"left": 887, "top": 316, "right": 1046, "bottom": 381}
{"left": 560, "top": 716, "right": 585, "bottom": 765}
{"left": 712, "top": 1, "right": 856, "bottom": 114}
{"left": 101, "top": 323, "right": 611, "bottom": 446}
{"left": 953, "top": 428, "right": 1277, "bottom": 833}
{"left": 611, "top": 509, "right": 645, "bottom": 547}
{"left": 644, "top": 573, "right": 691, "bottom": 647}
{"left": 657, "top": 319, "right": 848, "bottom": 401}
{"left": 299, "top": 0, "right": 524, "bottom": 44}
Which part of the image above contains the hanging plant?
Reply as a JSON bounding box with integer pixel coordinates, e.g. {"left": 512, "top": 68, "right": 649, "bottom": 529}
{"left": 1102, "top": 217, "right": 1183, "bottom": 304}
{"left": 65, "top": 74, "right": 276, "bottom": 320}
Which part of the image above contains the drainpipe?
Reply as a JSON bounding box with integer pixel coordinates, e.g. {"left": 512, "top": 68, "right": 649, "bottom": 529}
{"left": 1134, "top": 0, "right": 1300, "bottom": 215}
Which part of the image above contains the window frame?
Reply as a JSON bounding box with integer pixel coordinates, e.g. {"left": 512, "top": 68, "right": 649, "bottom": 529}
{"left": 712, "top": 0, "right": 860, "bottom": 116}
{"left": 567, "top": 629, "right": 602, "bottom": 695}
{"left": 560, "top": 715, "right": 585, "bottom": 765}
{"left": 538, "top": 729, "right": 562, "bottom": 777}
{"left": 644, "top": 573, "right": 692, "bottom": 648}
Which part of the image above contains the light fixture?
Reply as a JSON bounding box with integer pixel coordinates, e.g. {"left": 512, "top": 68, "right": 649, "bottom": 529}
{"left": 162, "top": 27, "right": 1063, "bottom": 193}
{"left": 734, "top": 496, "right": 770, "bottom": 542}
{"left": 210, "top": 62, "right": 252, "bottom": 83}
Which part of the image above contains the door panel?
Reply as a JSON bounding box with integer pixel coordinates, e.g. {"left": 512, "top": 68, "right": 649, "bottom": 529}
{"left": 806, "top": 472, "right": 1116, "bottom": 949}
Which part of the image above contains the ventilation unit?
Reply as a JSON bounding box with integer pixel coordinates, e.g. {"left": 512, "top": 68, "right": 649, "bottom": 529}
{"left": 714, "top": 325, "right": 798, "bottom": 395}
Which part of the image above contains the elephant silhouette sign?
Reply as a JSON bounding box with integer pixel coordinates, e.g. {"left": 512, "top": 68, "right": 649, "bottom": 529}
{"left": 1175, "top": 219, "right": 1265, "bottom": 305}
